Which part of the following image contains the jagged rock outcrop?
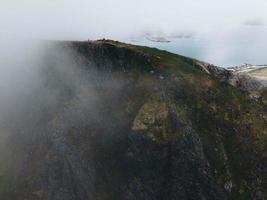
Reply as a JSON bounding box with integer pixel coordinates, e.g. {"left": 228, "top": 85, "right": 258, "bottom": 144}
{"left": 195, "top": 62, "right": 265, "bottom": 91}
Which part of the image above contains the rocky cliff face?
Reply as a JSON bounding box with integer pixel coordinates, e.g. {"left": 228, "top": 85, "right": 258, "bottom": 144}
{"left": 196, "top": 63, "right": 266, "bottom": 91}
{"left": 0, "top": 40, "right": 266, "bottom": 200}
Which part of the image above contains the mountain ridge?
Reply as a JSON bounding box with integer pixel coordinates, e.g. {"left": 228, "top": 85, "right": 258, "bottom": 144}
{"left": 0, "top": 39, "right": 266, "bottom": 200}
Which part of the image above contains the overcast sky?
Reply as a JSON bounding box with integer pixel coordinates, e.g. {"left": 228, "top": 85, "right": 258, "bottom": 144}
{"left": 1, "top": 0, "right": 267, "bottom": 40}
{"left": 1, "top": 0, "right": 267, "bottom": 66}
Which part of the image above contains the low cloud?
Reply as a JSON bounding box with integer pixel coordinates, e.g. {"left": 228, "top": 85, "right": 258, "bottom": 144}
{"left": 244, "top": 18, "right": 265, "bottom": 26}
{"left": 1, "top": 0, "right": 267, "bottom": 40}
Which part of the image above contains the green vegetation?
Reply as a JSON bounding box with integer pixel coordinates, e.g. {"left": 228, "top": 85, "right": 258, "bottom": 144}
{"left": 111, "top": 40, "right": 267, "bottom": 198}
{"left": 71, "top": 40, "right": 267, "bottom": 199}
{"left": 2, "top": 40, "right": 266, "bottom": 199}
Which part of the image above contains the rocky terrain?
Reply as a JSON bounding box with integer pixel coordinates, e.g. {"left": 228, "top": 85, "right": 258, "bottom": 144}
{"left": 0, "top": 40, "right": 266, "bottom": 200}
{"left": 227, "top": 64, "right": 267, "bottom": 88}
{"left": 228, "top": 64, "right": 267, "bottom": 73}
{"left": 195, "top": 62, "right": 267, "bottom": 104}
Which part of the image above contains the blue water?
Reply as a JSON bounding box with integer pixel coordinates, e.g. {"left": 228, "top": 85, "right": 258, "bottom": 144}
{"left": 128, "top": 38, "right": 207, "bottom": 62}
{"left": 126, "top": 30, "right": 267, "bottom": 68}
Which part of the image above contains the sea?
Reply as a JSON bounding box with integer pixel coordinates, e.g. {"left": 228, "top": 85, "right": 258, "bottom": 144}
{"left": 126, "top": 28, "right": 267, "bottom": 68}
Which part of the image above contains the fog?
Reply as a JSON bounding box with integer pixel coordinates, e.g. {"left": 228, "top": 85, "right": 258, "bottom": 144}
{"left": 0, "top": 40, "right": 125, "bottom": 132}
{"left": 0, "top": 0, "right": 266, "bottom": 132}
{"left": 1, "top": 0, "right": 267, "bottom": 66}
{"left": 0, "top": 0, "right": 266, "bottom": 128}
{"left": 1, "top": 0, "right": 267, "bottom": 40}
{"left": 0, "top": 1, "right": 266, "bottom": 196}
{"left": 0, "top": 0, "right": 266, "bottom": 135}
{"left": 0, "top": 39, "right": 126, "bottom": 182}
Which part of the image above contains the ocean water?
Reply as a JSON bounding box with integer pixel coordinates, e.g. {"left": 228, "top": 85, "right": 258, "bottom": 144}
{"left": 126, "top": 28, "right": 267, "bottom": 68}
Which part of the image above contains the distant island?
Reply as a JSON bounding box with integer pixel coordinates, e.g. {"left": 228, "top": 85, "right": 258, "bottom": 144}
{"left": 145, "top": 35, "right": 171, "bottom": 43}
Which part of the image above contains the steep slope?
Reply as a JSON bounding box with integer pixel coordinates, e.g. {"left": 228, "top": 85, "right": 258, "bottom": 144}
{"left": 197, "top": 63, "right": 267, "bottom": 105}
{"left": 0, "top": 40, "right": 267, "bottom": 200}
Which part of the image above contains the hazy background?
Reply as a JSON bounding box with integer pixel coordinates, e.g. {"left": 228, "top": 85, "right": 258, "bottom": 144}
{"left": 1, "top": 0, "right": 267, "bottom": 65}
